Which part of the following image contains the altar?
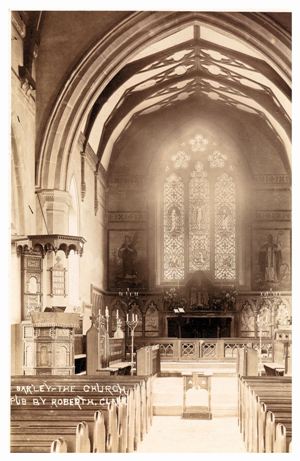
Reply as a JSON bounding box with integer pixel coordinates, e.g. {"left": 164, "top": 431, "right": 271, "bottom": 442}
{"left": 167, "top": 316, "right": 233, "bottom": 338}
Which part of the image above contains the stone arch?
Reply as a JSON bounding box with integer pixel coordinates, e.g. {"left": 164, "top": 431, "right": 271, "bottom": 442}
{"left": 11, "top": 128, "right": 25, "bottom": 235}
{"left": 68, "top": 175, "right": 80, "bottom": 235}
{"left": 36, "top": 12, "right": 291, "bottom": 191}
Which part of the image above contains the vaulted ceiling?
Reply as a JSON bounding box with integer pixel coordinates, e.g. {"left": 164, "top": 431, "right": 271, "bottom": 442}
{"left": 80, "top": 22, "right": 290, "bottom": 174}
{"left": 21, "top": 11, "right": 291, "bottom": 189}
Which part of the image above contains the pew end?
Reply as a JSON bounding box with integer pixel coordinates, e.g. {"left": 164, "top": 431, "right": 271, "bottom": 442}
{"left": 51, "top": 437, "right": 68, "bottom": 453}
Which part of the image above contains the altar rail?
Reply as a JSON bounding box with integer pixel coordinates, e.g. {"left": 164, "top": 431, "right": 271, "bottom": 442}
{"left": 134, "top": 338, "right": 273, "bottom": 362}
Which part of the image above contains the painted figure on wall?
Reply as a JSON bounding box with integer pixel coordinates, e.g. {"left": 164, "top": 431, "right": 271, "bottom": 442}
{"left": 118, "top": 234, "right": 138, "bottom": 279}
{"left": 109, "top": 230, "right": 148, "bottom": 290}
{"left": 253, "top": 229, "right": 290, "bottom": 290}
{"left": 259, "top": 233, "right": 282, "bottom": 283}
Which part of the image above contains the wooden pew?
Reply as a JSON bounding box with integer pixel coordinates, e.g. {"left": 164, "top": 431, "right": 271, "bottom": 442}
{"left": 11, "top": 374, "right": 152, "bottom": 453}
{"left": 238, "top": 376, "right": 292, "bottom": 453}
{"left": 258, "top": 401, "right": 292, "bottom": 453}
{"left": 11, "top": 374, "right": 152, "bottom": 441}
{"left": 11, "top": 394, "right": 125, "bottom": 452}
{"left": 11, "top": 420, "right": 90, "bottom": 453}
{"left": 250, "top": 389, "right": 291, "bottom": 452}
{"left": 238, "top": 376, "right": 291, "bottom": 438}
{"left": 265, "top": 413, "right": 292, "bottom": 453}
{"left": 51, "top": 437, "right": 67, "bottom": 453}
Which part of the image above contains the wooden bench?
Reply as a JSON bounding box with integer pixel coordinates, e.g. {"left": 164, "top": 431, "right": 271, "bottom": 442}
{"left": 11, "top": 391, "right": 133, "bottom": 452}
{"left": 238, "top": 376, "right": 292, "bottom": 453}
{"left": 11, "top": 375, "right": 153, "bottom": 453}
{"left": 11, "top": 398, "right": 119, "bottom": 452}
{"left": 11, "top": 420, "right": 91, "bottom": 453}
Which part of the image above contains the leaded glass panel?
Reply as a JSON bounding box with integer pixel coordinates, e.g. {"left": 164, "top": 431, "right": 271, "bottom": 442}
{"left": 163, "top": 173, "right": 185, "bottom": 280}
{"left": 189, "top": 162, "right": 210, "bottom": 271}
{"left": 215, "top": 173, "right": 236, "bottom": 279}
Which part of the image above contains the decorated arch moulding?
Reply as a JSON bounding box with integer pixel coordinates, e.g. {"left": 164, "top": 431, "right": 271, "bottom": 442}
{"left": 37, "top": 12, "right": 291, "bottom": 193}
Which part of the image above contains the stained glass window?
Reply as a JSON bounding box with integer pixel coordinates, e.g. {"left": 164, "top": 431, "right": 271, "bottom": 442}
{"left": 189, "top": 162, "right": 210, "bottom": 271}
{"left": 214, "top": 173, "right": 236, "bottom": 279}
{"left": 208, "top": 150, "right": 227, "bottom": 168}
{"left": 171, "top": 151, "right": 190, "bottom": 169}
{"left": 163, "top": 173, "right": 185, "bottom": 280}
{"left": 162, "top": 135, "right": 236, "bottom": 282}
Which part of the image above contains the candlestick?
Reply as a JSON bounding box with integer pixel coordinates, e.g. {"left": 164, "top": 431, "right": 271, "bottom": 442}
{"left": 125, "top": 311, "right": 139, "bottom": 376}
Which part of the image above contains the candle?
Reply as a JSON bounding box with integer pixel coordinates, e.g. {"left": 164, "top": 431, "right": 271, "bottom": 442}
{"left": 126, "top": 313, "right": 128, "bottom": 322}
{"left": 105, "top": 306, "right": 109, "bottom": 318}
{"left": 116, "top": 309, "right": 119, "bottom": 319}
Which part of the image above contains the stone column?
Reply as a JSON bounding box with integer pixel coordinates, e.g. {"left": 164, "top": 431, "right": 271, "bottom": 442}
{"left": 36, "top": 189, "right": 72, "bottom": 234}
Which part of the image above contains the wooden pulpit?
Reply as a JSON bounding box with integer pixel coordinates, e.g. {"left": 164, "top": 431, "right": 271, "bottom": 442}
{"left": 22, "top": 312, "right": 80, "bottom": 375}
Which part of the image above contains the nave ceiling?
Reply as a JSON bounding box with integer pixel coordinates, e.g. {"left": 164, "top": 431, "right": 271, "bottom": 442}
{"left": 17, "top": 11, "right": 291, "bottom": 189}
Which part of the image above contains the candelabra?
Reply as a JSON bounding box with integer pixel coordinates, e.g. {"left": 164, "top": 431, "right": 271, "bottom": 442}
{"left": 126, "top": 313, "right": 139, "bottom": 375}
{"left": 119, "top": 288, "right": 139, "bottom": 375}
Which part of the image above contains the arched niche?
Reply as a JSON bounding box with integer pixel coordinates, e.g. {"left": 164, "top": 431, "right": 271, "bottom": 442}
{"left": 258, "top": 300, "right": 272, "bottom": 337}
{"left": 239, "top": 301, "right": 255, "bottom": 337}
{"left": 275, "top": 299, "right": 290, "bottom": 327}
{"left": 28, "top": 276, "right": 38, "bottom": 294}
{"left": 145, "top": 302, "right": 160, "bottom": 337}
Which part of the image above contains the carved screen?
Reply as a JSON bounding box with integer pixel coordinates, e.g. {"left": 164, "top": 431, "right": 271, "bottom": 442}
{"left": 214, "top": 173, "right": 236, "bottom": 280}
{"left": 189, "top": 161, "right": 210, "bottom": 271}
{"left": 163, "top": 173, "right": 185, "bottom": 280}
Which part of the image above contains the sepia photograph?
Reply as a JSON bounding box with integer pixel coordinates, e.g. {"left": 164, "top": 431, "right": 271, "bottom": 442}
{"left": 6, "top": 1, "right": 296, "bottom": 456}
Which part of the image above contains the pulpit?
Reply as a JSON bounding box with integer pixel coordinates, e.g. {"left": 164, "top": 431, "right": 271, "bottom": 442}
{"left": 22, "top": 312, "right": 80, "bottom": 375}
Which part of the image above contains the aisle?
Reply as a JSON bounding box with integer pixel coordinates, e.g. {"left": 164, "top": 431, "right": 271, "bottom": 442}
{"left": 137, "top": 416, "right": 246, "bottom": 452}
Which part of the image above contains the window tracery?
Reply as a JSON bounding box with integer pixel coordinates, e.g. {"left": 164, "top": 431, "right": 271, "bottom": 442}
{"left": 162, "top": 134, "right": 237, "bottom": 282}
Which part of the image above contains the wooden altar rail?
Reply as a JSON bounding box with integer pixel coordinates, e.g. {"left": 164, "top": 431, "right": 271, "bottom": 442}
{"left": 134, "top": 337, "right": 273, "bottom": 362}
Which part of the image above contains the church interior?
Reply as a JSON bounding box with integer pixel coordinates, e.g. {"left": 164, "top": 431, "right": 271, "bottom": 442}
{"left": 10, "top": 10, "right": 292, "bottom": 453}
